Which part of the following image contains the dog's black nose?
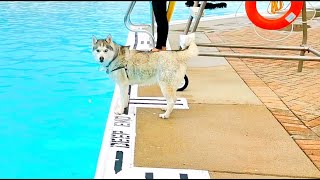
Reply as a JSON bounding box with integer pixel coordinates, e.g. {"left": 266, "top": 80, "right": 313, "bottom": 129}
{"left": 99, "top": 57, "right": 104, "bottom": 62}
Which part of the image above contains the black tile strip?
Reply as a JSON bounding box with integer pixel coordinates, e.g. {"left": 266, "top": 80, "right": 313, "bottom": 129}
{"left": 133, "top": 32, "right": 138, "bottom": 49}
{"left": 123, "top": 107, "right": 129, "bottom": 115}
{"left": 145, "top": 172, "right": 154, "bottom": 179}
{"left": 124, "top": 85, "right": 131, "bottom": 115}
{"left": 114, "top": 151, "right": 123, "bottom": 174}
{"left": 128, "top": 85, "right": 131, "bottom": 96}
{"left": 180, "top": 173, "right": 188, "bottom": 179}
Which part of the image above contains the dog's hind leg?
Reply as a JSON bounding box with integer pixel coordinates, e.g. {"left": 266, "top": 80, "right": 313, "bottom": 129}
{"left": 115, "top": 83, "right": 129, "bottom": 115}
{"left": 159, "top": 83, "right": 177, "bottom": 119}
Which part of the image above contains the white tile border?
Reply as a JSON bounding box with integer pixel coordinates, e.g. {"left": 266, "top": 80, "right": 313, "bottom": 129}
{"left": 95, "top": 84, "right": 209, "bottom": 179}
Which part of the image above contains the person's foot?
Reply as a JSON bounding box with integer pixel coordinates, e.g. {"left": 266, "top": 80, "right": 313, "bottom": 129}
{"left": 151, "top": 46, "right": 166, "bottom": 52}
{"left": 151, "top": 48, "right": 161, "bottom": 52}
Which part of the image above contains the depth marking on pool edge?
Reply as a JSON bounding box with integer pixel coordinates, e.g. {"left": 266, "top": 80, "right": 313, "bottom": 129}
{"left": 94, "top": 31, "right": 210, "bottom": 179}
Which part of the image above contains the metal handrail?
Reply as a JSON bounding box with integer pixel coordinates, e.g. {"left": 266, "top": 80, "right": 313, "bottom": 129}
{"left": 124, "top": 1, "right": 155, "bottom": 47}
{"left": 127, "top": 2, "right": 150, "bottom": 29}
{"left": 184, "top": 1, "right": 207, "bottom": 35}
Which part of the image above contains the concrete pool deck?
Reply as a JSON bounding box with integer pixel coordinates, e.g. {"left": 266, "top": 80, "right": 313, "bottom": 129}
{"left": 132, "top": 15, "right": 320, "bottom": 178}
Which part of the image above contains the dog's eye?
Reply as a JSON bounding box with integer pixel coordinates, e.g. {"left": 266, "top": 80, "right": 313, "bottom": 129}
{"left": 96, "top": 49, "right": 100, "bottom": 52}
{"left": 104, "top": 49, "right": 108, "bottom": 52}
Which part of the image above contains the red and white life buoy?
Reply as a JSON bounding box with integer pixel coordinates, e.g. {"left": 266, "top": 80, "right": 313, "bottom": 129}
{"left": 245, "top": 1, "right": 304, "bottom": 30}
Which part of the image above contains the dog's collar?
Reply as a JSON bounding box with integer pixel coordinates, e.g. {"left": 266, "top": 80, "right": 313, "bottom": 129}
{"left": 106, "top": 65, "right": 124, "bottom": 74}
{"left": 105, "top": 55, "right": 117, "bottom": 69}
{"left": 104, "top": 46, "right": 129, "bottom": 79}
{"left": 105, "top": 45, "right": 120, "bottom": 69}
{"left": 106, "top": 65, "right": 129, "bottom": 79}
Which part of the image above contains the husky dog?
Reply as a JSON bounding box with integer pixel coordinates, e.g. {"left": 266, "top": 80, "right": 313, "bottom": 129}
{"left": 92, "top": 33, "right": 198, "bottom": 119}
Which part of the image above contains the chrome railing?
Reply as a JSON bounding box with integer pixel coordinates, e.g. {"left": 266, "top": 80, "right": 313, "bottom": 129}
{"left": 124, "top": 1, "right": 155, "bottom": 47}
{"left": 184, "top": 1, "right": 207, "bottom": 35}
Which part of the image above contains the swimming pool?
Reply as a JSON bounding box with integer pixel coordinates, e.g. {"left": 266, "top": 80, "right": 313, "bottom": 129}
{"left": 0, "top": 1, "right": 131, "bottom": 178}
{"left": 0, "top": 1, "right": 293, "bottom": 178}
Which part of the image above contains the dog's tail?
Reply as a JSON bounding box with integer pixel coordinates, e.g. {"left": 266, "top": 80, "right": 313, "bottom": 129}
{"left": 179, "top": 33, "right": 199, "bottom": 58}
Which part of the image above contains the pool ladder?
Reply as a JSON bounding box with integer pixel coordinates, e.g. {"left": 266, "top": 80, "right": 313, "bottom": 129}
{"left": 124, "top": 1, "right": 155, "bottom": 48}
{"left": 124, "top": 1, "right": 207, "bottom": 49}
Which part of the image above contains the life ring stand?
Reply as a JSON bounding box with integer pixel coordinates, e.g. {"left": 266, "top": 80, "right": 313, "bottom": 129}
{"left": 245, "top": 1, "right": 304, "bottom": 30}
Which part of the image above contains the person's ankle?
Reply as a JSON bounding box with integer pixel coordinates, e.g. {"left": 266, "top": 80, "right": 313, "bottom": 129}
{"left": 161, "top": 46, "right": 166, "bottom": 51}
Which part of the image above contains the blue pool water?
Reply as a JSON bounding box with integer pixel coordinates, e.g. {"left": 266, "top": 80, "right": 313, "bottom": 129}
{"left": 0, "top": 1, "right": 289, "bottom": 178}
{"left": 0, "top": 1, "right": 132, "bottom": 178}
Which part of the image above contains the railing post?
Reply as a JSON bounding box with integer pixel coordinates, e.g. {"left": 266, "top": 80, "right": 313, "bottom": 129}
{"left": 124, "top": 1, "right": 155, "bottom": 47}
{"left": 183, "top": 1, "right": 198, "bottom": 35}
{"left": 191, "top": 1, "right": 206, "bottom": 33}
{"left": 298, "top": 1, "right": 307, "bottom": 72}
{"left": 150, "top": 1, "right": 155, "bottom": 38}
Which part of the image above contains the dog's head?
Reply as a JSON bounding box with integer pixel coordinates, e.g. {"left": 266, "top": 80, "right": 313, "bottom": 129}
{"left": 92, "top": 35, "right": 117, "bottom": 66}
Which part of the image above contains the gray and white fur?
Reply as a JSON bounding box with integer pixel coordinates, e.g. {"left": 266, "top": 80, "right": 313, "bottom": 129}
{"left": 92, "top": 33, "right": 198, "bottom": 119}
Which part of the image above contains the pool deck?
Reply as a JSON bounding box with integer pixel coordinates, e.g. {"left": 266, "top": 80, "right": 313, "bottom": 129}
{"left": 133, "top": 15, "right": 320, "bottom": 178}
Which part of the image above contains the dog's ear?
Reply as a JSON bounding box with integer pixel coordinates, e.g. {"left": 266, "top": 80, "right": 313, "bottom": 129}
{"left": 106, "top": 34, "right": 112, "bottom": 43}
{"left": 92, "top": 35, "right": 97, "bottom": 45}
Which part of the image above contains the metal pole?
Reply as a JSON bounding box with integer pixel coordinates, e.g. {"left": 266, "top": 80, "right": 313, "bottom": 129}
{"left": 124, "top": 1, "right": 155, "bottom": 46}
{"left": 191, "top": 1, "right": 206, "bottom": 33}
{"left": 197, "top": 43, "right": 309, "bottom": 51}
{"left": 298, "top": 1, "right": 307, "bottom": 72}
{"left": 183, "top": 1, "right": 201, "bottom": 35}
{"left": 124, "top": 1, "right": 136, "bottom": 26}
{"left": 150, "top": 1, "right": 155, "bottom": 37}
{"left": 308, "top": 47, "right": 320, "bottom": 56}
{"left": 198, "top": 52, "right": 320, "bottom": 61}
{"left": 125, "top": 1, "right": 150, "bottom": 29}
{"left": 183, "top": 17, "right": 193, "bottom": 35}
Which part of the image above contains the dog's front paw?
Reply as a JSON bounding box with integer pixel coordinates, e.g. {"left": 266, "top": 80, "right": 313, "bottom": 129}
{"left": 161, "top": 107, "right": 166, "bottom": 111}
{"left": 159, "top": 113, "right": 169, "bottom": 119}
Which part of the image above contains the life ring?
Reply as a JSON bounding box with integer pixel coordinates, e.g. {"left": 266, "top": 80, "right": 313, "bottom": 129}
{"left": 167, "top": 1, "right": 176, "bottom": 23}
{"left": 245, "top": 1, "right": 304, "bottom": 30}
